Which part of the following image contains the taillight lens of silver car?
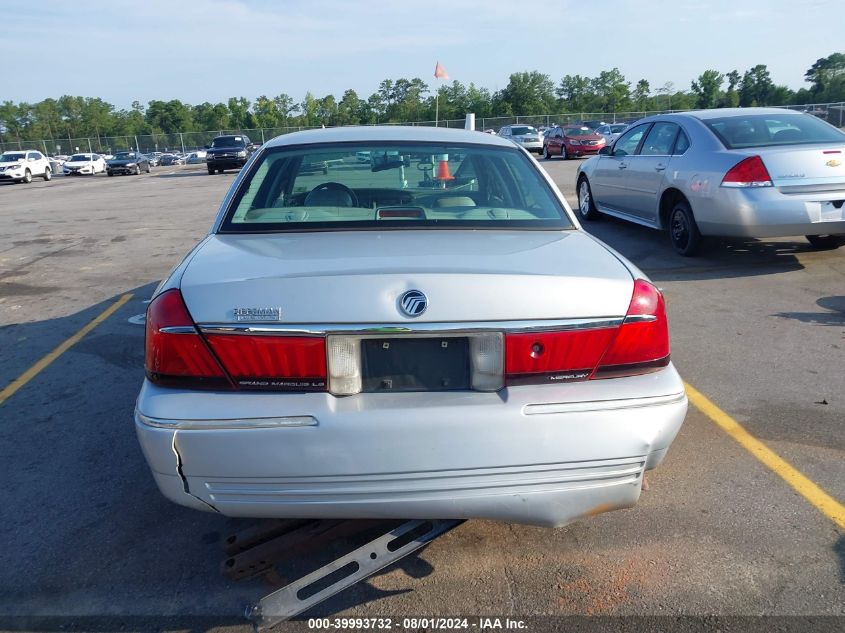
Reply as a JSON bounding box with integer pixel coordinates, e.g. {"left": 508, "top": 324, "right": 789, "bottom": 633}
{"left": 144, "top": 289, "right": 231, "bottom": 389}
{"left": 504, "top": 279, "right": 670, "bottom": 385}
{"left": 146, "top": 289, "right": 327, "bottom": 391}
{"left": 721, "top": 155, "right": 773, "bottom": 188}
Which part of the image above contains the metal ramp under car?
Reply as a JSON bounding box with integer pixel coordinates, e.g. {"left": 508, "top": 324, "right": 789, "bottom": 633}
{"left": 222, "top": 518, "right": 464, "bottom": 629}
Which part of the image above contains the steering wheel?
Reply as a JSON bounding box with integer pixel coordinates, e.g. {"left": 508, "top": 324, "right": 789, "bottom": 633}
{"left": 304, "top": 182, "right": 359, "bottom": 207}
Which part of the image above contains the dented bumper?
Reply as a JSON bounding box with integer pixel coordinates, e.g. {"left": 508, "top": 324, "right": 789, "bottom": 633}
{"left": 135, "top": 365, "right": 687, "bottom": 527}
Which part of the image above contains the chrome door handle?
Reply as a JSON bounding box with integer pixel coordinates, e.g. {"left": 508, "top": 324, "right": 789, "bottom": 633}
{"left": 655, "top": 164, "right": 666, "bottom": 172}
{"left": 617, "top": 163, "right": 627, "bottom": 169}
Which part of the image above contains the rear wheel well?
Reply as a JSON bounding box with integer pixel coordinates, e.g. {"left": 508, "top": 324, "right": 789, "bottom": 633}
{"left": 659, "top": 188, "right": 688, "bottom": 230}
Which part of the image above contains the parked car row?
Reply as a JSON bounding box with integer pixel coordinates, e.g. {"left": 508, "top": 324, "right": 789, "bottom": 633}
{"left": 0, "top": 139, "right": 257, "bottom": 184}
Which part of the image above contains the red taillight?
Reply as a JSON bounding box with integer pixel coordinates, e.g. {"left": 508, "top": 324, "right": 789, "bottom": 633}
{"left": 206, "top": 335, "right": 327, "bottom": 391}
{"left": 505, "top": 329, "right": 617, "bottom": 385}
{"left": 145, "top": 289, "right": 230, "bottom": 389}
{"left": 721, "top": 156, "right": 773, "bottom": 188}
{"left": 594, "top": 279, "right": 670, "bottom": 378}
{"left": 504, "top": 279, "right": 670, "bottom": 385}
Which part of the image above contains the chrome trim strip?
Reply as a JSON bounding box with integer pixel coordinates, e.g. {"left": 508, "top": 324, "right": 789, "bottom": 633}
{"left": 136, "top": 411, "right": 318, "bottom": 430}
{"left": 622, "top": 314, "right": 657, "bottom": 324}
{"left": 159, "top": 326, "right": 197, "bottom": 334}
{"left": 199, "top": 317, "right": 624, "bottom": 337}
{"left": 523, "top": 392, "right": 686, "bottom": 416}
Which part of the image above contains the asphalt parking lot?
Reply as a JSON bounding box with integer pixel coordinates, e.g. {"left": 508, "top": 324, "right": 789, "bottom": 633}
{"left": 1, "top": 161, "right": 843, "bottom": 631}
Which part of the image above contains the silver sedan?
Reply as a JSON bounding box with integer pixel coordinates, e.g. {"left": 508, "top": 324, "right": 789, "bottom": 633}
{"left": 135, "top": 126, "right": 687, "bottom": 528}
{"left": 576, "top": 108, "right": 845, "bottom": 255}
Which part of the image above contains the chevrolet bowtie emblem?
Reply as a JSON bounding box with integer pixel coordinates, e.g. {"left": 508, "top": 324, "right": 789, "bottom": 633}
{"left": 826, "top": 159, "right": 842, "bottom": 167}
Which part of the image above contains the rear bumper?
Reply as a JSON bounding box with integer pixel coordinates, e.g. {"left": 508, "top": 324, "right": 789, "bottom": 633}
{"left": 135, "top": 366, "right": 687, "bottom": 527}
{"left": 697, "top": 187, "right": 845, "bottom": 237}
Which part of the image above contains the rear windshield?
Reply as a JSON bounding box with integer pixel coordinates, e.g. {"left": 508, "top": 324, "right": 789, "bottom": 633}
{"left": 509, "top": 126, "right": 537, "bottom": 136}
{"left": 705, "top": 113, "right": 845, "bottom": 149}
{"left": 610, "top": 124, "right": 628, "bottom": 133}
{"left": 212, "top": 136, "right": 246, "bottom": 148}
{"left": 114, "top": 152, "right": 138, "bottom": 159}
{"left": 220, "top": 142, "right": 572, "bottom": 232}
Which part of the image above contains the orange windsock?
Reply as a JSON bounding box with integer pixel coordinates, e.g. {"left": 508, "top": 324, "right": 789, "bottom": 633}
{"left": 435, "top": 159, "right": 454, "bottom": 181}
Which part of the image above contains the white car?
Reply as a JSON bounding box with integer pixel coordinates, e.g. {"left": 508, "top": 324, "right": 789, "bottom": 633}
{"left": 0, "top": 150, "right": 53, "bottom": 183}
{"left": 63, "top": 153, "right": 107, "bottom": 176}
{"left": 135, "top": 126, "right": 687, "bottom": 528}
{"left": 496, "top": 124, "right": 543, "bottom": 154}
{"left": 595, "top": 123, "right": 629, "bottom": 146}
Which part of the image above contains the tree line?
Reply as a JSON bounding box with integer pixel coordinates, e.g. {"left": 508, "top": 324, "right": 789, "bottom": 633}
{"left": 1, "top": 53, "right": 843, "bottom": 144}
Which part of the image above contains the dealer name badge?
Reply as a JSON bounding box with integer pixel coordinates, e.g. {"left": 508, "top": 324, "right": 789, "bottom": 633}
{"left": 233, "top": 307, "right": 282, "bottom": 321}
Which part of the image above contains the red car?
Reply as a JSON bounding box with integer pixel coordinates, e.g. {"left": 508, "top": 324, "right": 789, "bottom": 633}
{"left": 542, "top": 126, "right": 606, "bottom": 159}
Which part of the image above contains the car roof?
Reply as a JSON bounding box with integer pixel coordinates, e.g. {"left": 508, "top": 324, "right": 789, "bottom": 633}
{"left": 657, "top": 107, "right": 800, "bottom": 122}
{"left": 263, "top": 126, "right": 517, "bottom": 150}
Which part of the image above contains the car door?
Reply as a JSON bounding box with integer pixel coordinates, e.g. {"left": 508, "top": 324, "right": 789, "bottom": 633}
{"left": 27, "top": 152, "right": 43, "bottom": 176}
{"left": 622, "top": 122, "right": 679, "bottom": 222}
{"left": 589, "top": 123, "right": 651, "bottom": 213}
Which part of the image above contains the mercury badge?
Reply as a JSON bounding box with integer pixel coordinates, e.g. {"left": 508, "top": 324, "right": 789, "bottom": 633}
{"left": 233, "top": 307, "right": 282, "bottom": 321}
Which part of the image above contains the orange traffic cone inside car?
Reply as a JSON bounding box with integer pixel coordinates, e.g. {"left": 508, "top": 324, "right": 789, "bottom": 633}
{"left": 435, "top": 159, "right": 454, "bottom": 181}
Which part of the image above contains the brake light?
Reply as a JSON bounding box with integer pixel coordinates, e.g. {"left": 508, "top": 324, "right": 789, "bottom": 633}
{"left": 721, "top": 156, "right": 773, "bottom": 188}
{"left": 505, "top": 329, "right": 616, "bottom": 385}
{"left": 145, "top": 289, "right": 230, "bottom": 389}
{"left": 206, "top": 335, "right": 327, "bottom": 391}
{"left": 594, "top": 279, "right": 670, "bottom": 379}
{"left": 504, "top": 279, "right": 670, "bottom": 385}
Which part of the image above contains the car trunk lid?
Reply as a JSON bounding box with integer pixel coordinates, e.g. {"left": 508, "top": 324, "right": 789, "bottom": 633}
{"left": 179, "top": 230, "right": 635, "bottom": 324}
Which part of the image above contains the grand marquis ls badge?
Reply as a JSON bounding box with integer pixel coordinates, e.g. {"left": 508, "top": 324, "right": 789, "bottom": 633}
{"left": 398, "top": 290, "right": 427, "bottom": 318}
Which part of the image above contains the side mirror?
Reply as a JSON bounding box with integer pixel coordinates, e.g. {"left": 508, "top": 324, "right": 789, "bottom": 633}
{"left": 599, "top": 146, "right": 612, "bottom": 156}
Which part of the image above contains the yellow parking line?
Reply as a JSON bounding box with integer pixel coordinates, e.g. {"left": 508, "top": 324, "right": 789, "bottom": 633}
{"left": 0, "top": 293, "right": 133, "bottom": 407}
{"left": 685, "top": 381, "right": 845, "bottom": 530}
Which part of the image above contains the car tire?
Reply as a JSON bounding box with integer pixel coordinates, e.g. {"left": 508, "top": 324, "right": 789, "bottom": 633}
{"left": 145, "top": 163, "right": 151, "bottom": 174}
{"left": 207, "top": 166, "right": 215, "bottom": 175}
{"left": 542, "top": 145, "right": 550, "bottom": 160}
{"left": 107, "top": 170, "right": 114, "bottom": 177}
{"left": 577, "top": 177, "right": 600, "bottom": 221}
{"left": 805, "top": 234, "right": 845, "bottom": 249}
{"left": 561, "top": 146, "right": 568, "bottom": 160}
{"left": 668, "top": 199, "right": 702, "bottom": 256}
{"left": 43, "top": 167, "right": 51, "bottom": 181}
{"left": 23, "top": 169, "right": 32, "bottom": 184}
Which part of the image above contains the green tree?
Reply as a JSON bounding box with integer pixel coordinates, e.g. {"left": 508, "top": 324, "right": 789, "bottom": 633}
{"left": 632, "top": 79, "right": 651, "bottom": 111}
{"left": 227, "top": 97, "right": 253, "bottom": 129}
{"left": 590, "top": 68, "right": 631, "bottom": 113}
{"left": 556, "top": 75, "right": 591, "bottom": 112}
{"left": 145, "top": 99, "right": 194, "bottom": 133}
{"left": 496, "top": 71, "right": 555, "bottom": 115}
{"left": 739, "top": 65, "right": 775, "bottom": 106}
{"left": 691, "top": 70, "right": 724, "bottom": 109}
{"left": 804, "top": 52, "right": 845, "bottom": 101}
{"left": 720, "top": 70, "right": 741, "bottom": 107}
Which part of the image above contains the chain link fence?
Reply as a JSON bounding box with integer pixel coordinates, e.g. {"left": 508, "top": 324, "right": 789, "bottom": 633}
{"left": 2, "top": 103, "right": 843, "bottom": 154}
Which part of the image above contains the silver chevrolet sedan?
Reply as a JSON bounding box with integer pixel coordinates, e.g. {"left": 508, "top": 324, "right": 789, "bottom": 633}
{"left": 576, "top": 108, "right": 845, "bottom": 255}
{"left": 135, "top": 126, "right": 687, "bottom": 528}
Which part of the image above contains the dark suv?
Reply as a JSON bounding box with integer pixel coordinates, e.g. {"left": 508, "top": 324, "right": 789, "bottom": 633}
{"left": 205, "top": 135, "right": 255, "bottom": 174}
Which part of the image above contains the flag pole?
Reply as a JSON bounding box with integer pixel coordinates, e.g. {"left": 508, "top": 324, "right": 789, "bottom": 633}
{"left": 433, "top": 61, "right": 449, "bottom": 129}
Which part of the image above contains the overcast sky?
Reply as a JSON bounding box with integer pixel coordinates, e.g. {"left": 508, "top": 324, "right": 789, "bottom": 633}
{"left": 2, "top": 0, "right": 840, "bottom": 108}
